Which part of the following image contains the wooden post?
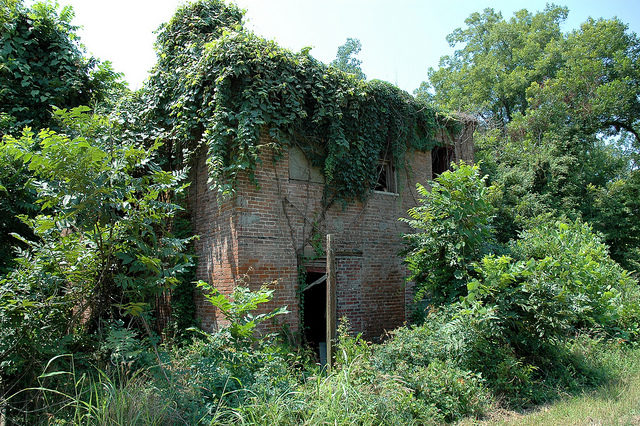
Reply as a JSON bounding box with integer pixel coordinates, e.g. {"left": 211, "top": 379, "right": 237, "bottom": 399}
{"left": 326, "top": 234, "right": 337, "bottom": 371}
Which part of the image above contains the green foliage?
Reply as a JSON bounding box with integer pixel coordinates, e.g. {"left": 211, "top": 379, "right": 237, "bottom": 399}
{"left": 402, "top": 162, "right": 499, "bottom": 308}
{"left": 0, "top": 108, "right": 193, "bottom": 397}
{"left": 0, "top": 0, "right": 127, "bottom": 273}
{"left": 5, "top": 358, "right": 183, "bottom": 425}
{"left": 0, "top": 149, "right": 35, "bottom": 274}
{"left": 522, "top": 17, "right": 640, "bottom": 147}
{"left": 401, "top": 162, "right": 638, "bottom": 406}
{"left": 173, "top": 283, "right": 295, "bottom": 418}
{"left": 587, "top": 170, "right": 640, "bottom": 272}
{"left": 0, "top": 0, "right": 123, "bottom": 134}
{"left": 467, "top": 218, "right": 638, "bottom": 341}
{"left": 143, "top": 0, "right": 442, "bottom": 204}
{"left": 428, "top": 5, "right": 568, "bottom": 123}
{"left": 373, "top": 312, "right": 492, "bottom": 421}
{"left": 427, "top": 5, "right": 640, "bottom": 263}
{"left": 402, "top": 360, "right": 489, "bottom": 422}
{"left": 143, "top": 0, "right": 244, "bottom": 151}
{"left": 197, "top": 282, "right": 289, "bottom": 340}
{"left": 217, "top": 328, "right": 440, "bottom": 425}
{"left": 331, "top": 37, "right": 366, "bottom": 80}
{"left": 374, "top": 302, "right": 606, "bottom": 408}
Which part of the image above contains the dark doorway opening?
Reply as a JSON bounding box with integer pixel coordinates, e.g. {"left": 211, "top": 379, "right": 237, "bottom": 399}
{"left": 432, "top": 145, "right": 454, "bottom": 179}
{"left": 302, "top": 271, "right": 326, "bottom": 360}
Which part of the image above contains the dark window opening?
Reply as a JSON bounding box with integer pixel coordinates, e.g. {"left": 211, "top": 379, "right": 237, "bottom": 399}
{"left": 432, "top": 146, "right": 454, "bottom": 179}
{"left": 374, "top": 159, "right": 396, "bottom": 193}
{"left": 302, "top": 271, "right": 327, "bottom": 360}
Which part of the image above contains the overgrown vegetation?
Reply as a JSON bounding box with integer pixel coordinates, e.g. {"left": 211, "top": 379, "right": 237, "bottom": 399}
{"left": 0, "top": 107, "right": 193, "bottom": 414}
{"left": 421, "top": 4, "right": 640, "bottom": 271}
{"left": 401, "top": 163, "right": 640, "bottom": 408}
{"left": 0, "top": 0, "right": 126, "bottom": 273}
{"left": 1, "top": 0, "right": 640, "bottom": 424}
{"left": 402, "top": 162, "right": 499, "bottom": 311}
{"left": 142, "top": 0, "right": 443, "bottom": 204}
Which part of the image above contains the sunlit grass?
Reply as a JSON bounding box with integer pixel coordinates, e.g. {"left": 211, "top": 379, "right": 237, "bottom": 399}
{"left": 460, "top": 339, "right": 640, "bottom": 425}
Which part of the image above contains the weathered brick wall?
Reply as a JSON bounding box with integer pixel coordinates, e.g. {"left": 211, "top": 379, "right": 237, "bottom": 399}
{"left": 191, "top": 128, "right": 473, "bottom": 340}
{"left": 336, "top": 254, "right": 364, "bottom": 333}
{"left": 190, "top": 153, "right": 241, "bottom": 331}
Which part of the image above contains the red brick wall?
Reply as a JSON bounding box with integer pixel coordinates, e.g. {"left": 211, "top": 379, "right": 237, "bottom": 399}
{"left": 191, "top": 130, "right": 472, "bottom": 340}
{"left": 336, "top": 255, "right": 363, "bottom": 332}
{"left": 190, "top": 153, "right": 241, "bottom": 331}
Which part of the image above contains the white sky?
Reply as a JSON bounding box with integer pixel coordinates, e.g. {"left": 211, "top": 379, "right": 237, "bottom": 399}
{"left": 32, "top": 0, "right": 640, "bottom": 94}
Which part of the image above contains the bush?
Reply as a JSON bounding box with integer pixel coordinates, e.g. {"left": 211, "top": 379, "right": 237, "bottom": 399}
{"left": 467, "top": 217, "right": 639, "bottom": 342}
{"left": 373, "top": 297, "right": 618, "bottom": 407}
{"left": 373, "top": 304, "right": 538, "bottom": 407}
{"left": 168, "top": 283, "right": 297, "bottom": 419}
{"left": 400, "top": 360, "right": 489, "bottom": 422}
{"left": 402, "top": 162, "right": 499, "bottom": 312}
{"left": 400, "top": 162, "right": 640, "bottom": 408}
{"left": 0, "top": 107, "right": 193, "bottom": 414}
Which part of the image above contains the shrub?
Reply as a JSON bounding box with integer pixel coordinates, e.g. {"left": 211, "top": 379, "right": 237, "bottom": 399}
{"left": 372, "top": 301, "right": 605, "bottom": 408}
{"left": 402, "top": 162, "right": 499, "bottom": 312}
{"left": 407, "top": 360, "right": 489, "bottom": 422}
{"left": 205, "top": 317, "right": 447, "bottom": 424}
{"left": 374, "top": 304, "right": 534, "bottom": 406}
{"left": 0, "top": 107, "right": 193, "bottom": 415}
{"left": 170, "top": 282, "right": 296, "bottom": 419}
{"left": 400, "top": 164, "right": 639, "bottom": 408}
{"left": 467, "top": 217, "right": 639, "bottom": 342}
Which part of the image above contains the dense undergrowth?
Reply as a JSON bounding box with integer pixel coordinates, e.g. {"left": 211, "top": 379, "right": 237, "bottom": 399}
{"left": 3, "top": 163, "right": 640, "bottom": 425}
{"left": 3, "top": 295, "right": 638, "bottom": 424}
{"left": 2, "top": 0, "right": 640, "bottom": 424}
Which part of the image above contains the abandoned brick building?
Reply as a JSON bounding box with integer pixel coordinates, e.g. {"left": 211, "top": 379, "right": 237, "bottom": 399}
{"left": 190, "top": 119, "right": 475, "bottom": 345}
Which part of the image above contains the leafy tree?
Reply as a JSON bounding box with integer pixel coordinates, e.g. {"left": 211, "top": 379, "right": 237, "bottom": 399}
{"left": 425, "top": 6, "right": 640, "bottom": 267}
{"left": 587, "top": 170, "right": 640, "bottom": 272}
{"left": 0, "top": 0, "right": 126, "bottom": 273}
{"left": 0, "top": 108, "right": 193, "bottom": 393}
{"left": 413, "top": 81, "right": 435, "bottom": 104}
{"left": 427, "top": 5, "right": 568, "bottom": 124}
{"left": 0, "top": 0, "right": 125, "bottom": 134}
{"left": 331, "top": 37, "right": 366, "bottom": 80}
{"left": 523, "top": 18, "right": 640, "bottom": 148}
{"left": 402, "top": 162, "right": 499, "bottom": 309}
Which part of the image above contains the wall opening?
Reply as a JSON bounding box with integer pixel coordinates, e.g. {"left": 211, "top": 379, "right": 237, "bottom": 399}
{"left": 432, "top": 145, "right": 454, "bottom": 179}
{"left": 374, "top": 158, "right": 397, "bottom": 193}
{"left": 302, "top": 270, "right": 327, "bottom": 362}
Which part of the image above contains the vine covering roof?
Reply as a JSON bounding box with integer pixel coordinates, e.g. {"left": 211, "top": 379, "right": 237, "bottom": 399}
{"left": 142, "top": 0, "right": 458, "bottom": 202}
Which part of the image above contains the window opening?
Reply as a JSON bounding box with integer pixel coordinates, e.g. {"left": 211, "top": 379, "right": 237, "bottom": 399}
{"left": 432, "top": 145, "right": 454, "bottom": 179}
{"left": 374, "top": 159, "right": 396, "bottom": 193}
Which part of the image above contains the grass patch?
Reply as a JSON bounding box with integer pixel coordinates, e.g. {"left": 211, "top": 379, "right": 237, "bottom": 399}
{"left": 459, "top": 339, "right": 640, "bottom": 425}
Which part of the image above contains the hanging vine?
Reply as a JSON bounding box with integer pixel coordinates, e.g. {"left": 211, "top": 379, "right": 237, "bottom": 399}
{"left": 141, "top": 0, "right": 452, "bottom": 205}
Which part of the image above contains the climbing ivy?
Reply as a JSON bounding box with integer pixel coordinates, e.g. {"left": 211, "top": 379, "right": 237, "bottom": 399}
{"left": 144, "top": 0, "right": 448, "bottom": 204}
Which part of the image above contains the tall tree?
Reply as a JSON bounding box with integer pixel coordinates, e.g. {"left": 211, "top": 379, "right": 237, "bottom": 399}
{"left": 331, "top": 37, "right": 366, "bottom": 80}
{"left": 424, "top": 6, "right": 640, "bottom": 270}
{"left": 0, "top": 0, "right": 124, "bottom": 134}
{"left": 427, "top": 5, "right": 567, "bottom": 125}
{"left": 0, "top": 0, "right": 125, "bottom": 272}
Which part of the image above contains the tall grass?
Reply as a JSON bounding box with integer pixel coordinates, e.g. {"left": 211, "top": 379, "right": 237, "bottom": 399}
{"left": 4, "top": 355, "right": 181, "bottom": 425}
{"left": 213, "top": 354, "right": 435, "bottom": 425}
{"left": 6, "top": 340, "right": 640, "bottom": 425}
